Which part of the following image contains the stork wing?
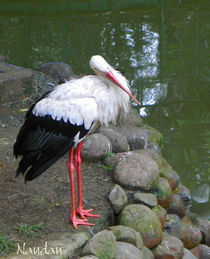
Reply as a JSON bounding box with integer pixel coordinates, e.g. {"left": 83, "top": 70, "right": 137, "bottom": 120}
{"left": 14, "top": 97, "right": 98, "bottom": 181}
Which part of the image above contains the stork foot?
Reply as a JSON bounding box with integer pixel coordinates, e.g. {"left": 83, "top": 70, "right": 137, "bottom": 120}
{"left": 68, "top": 216, "right": 93, "bottom": 229}
{"left": 76, "top": 207, "right": 100, "bottom": 219}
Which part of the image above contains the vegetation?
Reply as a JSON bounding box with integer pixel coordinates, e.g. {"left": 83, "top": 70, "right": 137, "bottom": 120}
{"left": 0, "top": 232, "right": 16, "bottom": 255}
{"left": 13, "top": 222, "right": 44, "bottom": 237}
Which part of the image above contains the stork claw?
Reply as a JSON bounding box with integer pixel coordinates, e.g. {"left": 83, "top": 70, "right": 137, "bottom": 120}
{"left": 76, "top": 207, "right": 100, "bottom": 219}
{"left": 68, "top": 216, "right": 94, "bottom": 229}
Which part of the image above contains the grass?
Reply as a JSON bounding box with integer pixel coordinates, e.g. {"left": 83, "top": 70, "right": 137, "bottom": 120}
{"left": 0, "top": 232, "right": 16, "bottom": 255}
{"left": 98, "top": 164, "right": 114, "bottom": 171}
{"left": 13, "top": 222, "right": 44, "bottom": 237}
{"left": 105, "top": 152, "right": 115, "bottom": 158}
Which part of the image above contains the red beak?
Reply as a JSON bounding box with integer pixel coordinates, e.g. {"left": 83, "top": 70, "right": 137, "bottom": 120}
{"left": 105, "top": 71, "right": 140, "bottom": 105}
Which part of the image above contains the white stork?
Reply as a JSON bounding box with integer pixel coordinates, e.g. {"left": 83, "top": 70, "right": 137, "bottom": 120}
{"left": 14, "top": 55, "right": 140, "bottom": 228}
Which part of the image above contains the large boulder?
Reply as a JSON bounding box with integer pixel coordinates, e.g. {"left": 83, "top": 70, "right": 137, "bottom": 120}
{"left": 114, "top": 151, "right": 159, "bottom": 191}
{"left": 0, "top": 62, "right": 58, "bottom": 105}
{"left": 81, "top": 133, "right": 112, "bottom": 161}
{"left": 37, "top": 61, "right": 74, "bottom": 82}
{"left": 118, "top": 204, "right": 162, "bottom": 248}
{"left": 82, "top": 230, "right": 116, "bottom": 259}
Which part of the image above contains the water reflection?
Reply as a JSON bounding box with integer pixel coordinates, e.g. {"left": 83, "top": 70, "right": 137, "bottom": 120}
{"left": 0, "top": 1, "right": 209, "bottom": 217}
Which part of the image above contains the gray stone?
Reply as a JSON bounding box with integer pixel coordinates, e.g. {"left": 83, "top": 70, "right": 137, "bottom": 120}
{"left": 198, "top": 244, "right": 210, "bottom": 259}
{"left": 194, "top": 216, "right": 210, "bottom": 246}
{"left": 38, "top": 232, "right": 90, "bottom": 259}
{"left": 114, "top": 151, "right": 159, "bottom": 191}
{"left": 141, "top": 246, "right": 154, "bottom": 259}
{"left": 159, "top": 166, "right": 180, "bottom": 190}
{"left": 81, "top": 133, "right": 112, "bottom": 161}
{"left": 141, "top": 124, "right": 164, "bottom": 149}
{"left": 37, "top": 61, "right": 74, "bottom": 82}
{"left": 183, "top": 248, "right": 198, "bottom": 259}
{"left": 124, "top": 107, "right": 142, "bottom": 126}
{"left": 178, "top": 184, "right": 192, "bottom": 211}
{"left": 165, "top": 214, "right": 182, "bottom": 237}
{"left": 0, "top": 62, "right": 33, "bottom": 104}
{"left": 108, "top": 184, "right": 128, "bottom": 214}
{"left": 167, "top": 193, "right": 186, "bottom": 217}
{"left": 154, "top": 177, "right": 173, "bottom": 208}
{"left": 82, "top": 230, "right": 116, "bottom": 259}
{"left": 109, "top": 225, "right": 143, "bottom": 249}
{"left": 152, "top": 205, "right": 167, "bottom": 230}
{"left": 133, "top": 192, "right": 157, "bottom": 208}
{"left": 99, "top": 127, "right": 130, "bottom": 153}
{"left": 179, "top": 216, "right": 202, "bottom": 249}
{"left": 154, "top": 233, "right": 184, "bottom": 259}
{"left": 165, "top": 215, "right": 202, "bottom": 249}
{"left": 0, "top": 62, "right": 57, "bottom": 105}
{"left": 118, "top": 204, "right": 162, "bottom": 248}
{"left": 115, "top": 242, "right": 143, "bottom": 259}
{"left": 117, "top": 125, "right": 148, "bottom": 150}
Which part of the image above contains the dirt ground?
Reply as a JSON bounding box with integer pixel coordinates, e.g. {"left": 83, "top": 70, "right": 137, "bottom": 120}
{"left": 0, "top": 107, "right": 114, "bottom": 253}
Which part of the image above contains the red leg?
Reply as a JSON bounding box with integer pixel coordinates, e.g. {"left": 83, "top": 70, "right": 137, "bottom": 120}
{"left": 67, "top": 147, "right": 93, "bottom": 229}
{"left": 75, "top": 142, "right": 100, "bottom": 219}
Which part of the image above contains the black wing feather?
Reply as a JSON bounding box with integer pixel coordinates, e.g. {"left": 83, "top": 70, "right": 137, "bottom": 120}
{"left": 14, "top": 110, "right": 89, "bottom": 182}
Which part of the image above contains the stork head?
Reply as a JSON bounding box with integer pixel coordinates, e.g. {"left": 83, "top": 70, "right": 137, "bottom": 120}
{"left": 90, "top": 55, "right": 140, "bottom": 105}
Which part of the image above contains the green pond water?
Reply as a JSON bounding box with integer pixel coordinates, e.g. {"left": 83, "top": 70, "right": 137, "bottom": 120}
{"left": 0, "top": 0, "right": 209, "bottom": 218}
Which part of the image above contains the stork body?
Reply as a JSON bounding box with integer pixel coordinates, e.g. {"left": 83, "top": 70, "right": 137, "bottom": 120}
{"left": 14, "top": 55, "right": 139, "bottom": 228}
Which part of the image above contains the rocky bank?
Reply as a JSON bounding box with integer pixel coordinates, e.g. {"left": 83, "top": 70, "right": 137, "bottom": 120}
{"left": 0, "top": 59, "right": 209, "bottom": 259}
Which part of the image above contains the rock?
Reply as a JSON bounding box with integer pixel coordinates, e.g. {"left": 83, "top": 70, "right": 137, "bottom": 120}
{"left": 178, "top": 184, "right": 192, "bottom": 211}
{"left": 0, "top": 62, "right": 57, "bottom": 105}
{"left": 81, "top": 133, "right": 112, "bottom": 161}
{"left": 114, "top": 151, "right": 159, "bottom": 191}
{"left": 99, "top": 127, "right": 130, "bottom": 153}
{"left": 165, "top": 214, "right": 182, "bottom": 238}
{"left": 154, "top": 177, "right": 173, "bottom": 208}
{"left": 183, "top": 248, "right": 198, "bottom": 259}
{"left": 141, "top": 124, "right": 164, "bottom": 149}
{"left": 167, "top": 193, "right": 186, "bottom": 217}
{"left": 0, "top": 62, "right": 33, "bottom": 104}
{"left": 159, "top": 166, "right": 180, "bottom": 190}
{"left": 118, "top": 204, "right": 162, "bottom": 248}
{"left": 109, "top": 225, "right": 143, "bottom": 249}
{"left": 147, "top": 142, "right": 162, "bottom": 155}
{"left": 108, "top": 184, "right": 128, "bottom": 214}
{"left": 115, "top": 242, "right": 143, "bottom": 259}
{"left": 152, "top": 205, "right": 167, "bottom": 229}
{"left": 141, "top": 246, "right": 154, "bottom": 259}
{"left": 165, "top": 215, "right": 202, "bottom": 249}
{"left": 193, "top": 216, "right": 210, "bottom": 246}
{"left": 197, "top": 244, "right": 210, "bottom": 259}
{"left": 124, "top": 107, "right": 142, "bottom": 126}
{"left": 37, "top": 61, "right": 74, "bottom": 82}
{"left": 82, "top": 230, "right": 116, "bottom": 259}
{"left": 133, "top": 192, "right": 157, "bottom": 208}
{"left": 38, "top": 231, "right": 90, "bottom": 259}
{"left": 117, "top": 125, "right": 148, "bottom": 150}
{"left": 153, "top": 233, "right": 184, "bottom": 259}
{"left": 179, "top": 216, "right": 202, "bottom": 249}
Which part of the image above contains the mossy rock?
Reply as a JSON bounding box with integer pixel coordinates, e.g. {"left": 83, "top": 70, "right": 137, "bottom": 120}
{"left": 118, "top": 204, "right": 162, "bottom": 248}
{"left": 141, "top": 124, "right": 164, "bottom": 149}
